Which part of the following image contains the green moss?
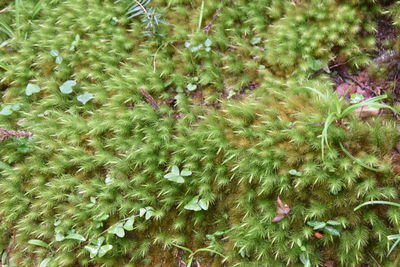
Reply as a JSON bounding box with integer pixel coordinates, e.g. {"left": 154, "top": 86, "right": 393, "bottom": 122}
{"left": 0, "top": 0, "right": 399, "bottom": 266}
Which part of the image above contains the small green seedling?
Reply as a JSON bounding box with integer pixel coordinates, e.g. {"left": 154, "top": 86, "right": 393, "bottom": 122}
{"left": 139, "top": 206, "right": 155, "bottom": 220}
{"left": 173, "top": 244, "right": 226, "bottom": 267}
{"left": 350, "top": 93, "right": 364, "bottom": 104}
{"left": 164, "top": 165, "right": 192, "bottom": 183}
{"left": 296, "top": 240, "right": 310, "bottom": 267}
{"left": 84, "top": 237, "right": 113, "bottom": 258}
{"left": 26, "top": 83, "right": 41, "bottom": 96}
{"left": 59, "top": 80, "right": 76, "bottom": 94}
{"left": 77, "top": 93, "right": 94, "bottom": 104}
{"left": 0, "top": 103, "right": 20, "bottom": 116}
{"left": 184, "top": 196, "right": 209, "bottom": 211}
{"left": 307, "top": 220, "right": 341, "bottom": 236}
{"left": 288, "top": 169, "right": 302, "bottom": 176}
{"left": 50, "top": 49, "right": 63, "bottom": 64}
{"left": 107, "top": 216, "right": 135, "bottom": 237}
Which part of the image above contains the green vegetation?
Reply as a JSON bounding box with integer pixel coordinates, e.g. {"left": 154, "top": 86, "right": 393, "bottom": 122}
{"left": 0, "top": 0, "right": 400, "bottom": 266}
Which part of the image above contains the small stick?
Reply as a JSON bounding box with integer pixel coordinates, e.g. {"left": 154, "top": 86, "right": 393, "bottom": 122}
{"left": 140, "top": 88, "right": 160, "bottom": 109}
{"left": 0, "top": 128, "right": 32, "bottom": 142}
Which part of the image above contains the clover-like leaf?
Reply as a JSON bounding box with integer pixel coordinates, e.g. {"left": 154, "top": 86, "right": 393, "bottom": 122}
{"left": 50, "top": 49, "right": 59, "bottom": 57}
{"left": 26, "top": 83, "right": 41, "bottom": 96}
{"left": 184, "top": 197, "right": 209, "bottom": 211}
{"left": 187, "top": 83, "right": 197, "bottom": 91}
{"left": 171, "top": 165, "right": 180, "bottom": 175}
{"left": 184, "top": 197, "right": 202, "bottom": 211}
{"left": 204, "top": 39, "right": 212, "bottom": 47}
{"left": 180, "top": 169, "right": 192, "bottom": 176}
{"left": 84, "top": 245, "right": 99, "bottom": 259}
{"left": 55, "top": 56, "right": 63, "bottom": 64}
{"left": 28, "top": 239, "right": 49, "bottom": 248}
{"left": 98, "top": 245, "right": 113, "bottom": 257}
{"left": 55, "top": 233, "right": 65, "bottom": 241}
{"left": 77, "top": 93, "right": 94, "bottom": 104}
{"left": 0, "top": 105, "right": 13, "bottom": 115}
{"left": 108, "top": 223, "right": 125, "bottom": 238}
{"left": 198, "top": 198, "right": 209, "bottom": 210}
{"left": 64, "top": 233, "right": 86, "bottom": 241}
{"left": 288, "top": 169, "right": 302, "bottom": 176}
{"left": 123, "top": 217, "right": 135, "bottom": 231}
{"left": 59, "top": 80, "right": 76, "bottom": 94}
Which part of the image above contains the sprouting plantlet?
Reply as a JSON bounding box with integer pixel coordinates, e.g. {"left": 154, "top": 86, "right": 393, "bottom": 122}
{"left": 307, "top": 220, "right": 341, "bottom": 236}
{"left": 350, "top": 93, "right": 364, "bottom": 104}
{"left": 184, "top": 196, "right": 209, "bottom": 211}
{"left": 84, "top": 237, "right": 113, "bottom": 259}
{"left": 50, "top": 49, "right": 63, "bottom": 64}
{"left": 172, "top": 244, "right": 226, "bottom": 267}
{"left": 54, "top": 226, "right": 86, "bottom": 242}
{"left": 139, "top": 206, "right": 155, "bottom": 220}
{"left": 164, "top": 165, "right": 191, "bottom": 183}
{"left": 305, "top": 88, "right": 397, "bottom": 158}
{"left": 288, "top": 169, "right": 302, "bottom": 176}
{"left": 186, "top": 83, "right": 197, "bottom": 92}
{"left": 296, "top": 240, "right": 310, "bottom": 267}
{"left": 77, "top": 93, "right": 94, "bottom": 104}
{"left": 185, "top": 39, "right": 213, "bottom": 52}
{"left": 59, "top": 80, "right": 76, "bottom": 94}
{"left": 117, "top": 0, "right": 165, "bottom": 37}
{"left": 355, "top": 201, "right": 400, "bottom": 255}
{"left": 25, "top": 83, "right": 41, "bottom": 96}
{"left": 0, "top": 103, "right": 20, "bottom": 116}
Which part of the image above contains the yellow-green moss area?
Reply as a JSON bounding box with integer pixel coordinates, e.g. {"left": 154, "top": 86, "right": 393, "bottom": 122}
{"left": 0, "top": 0, "right": 400, "bottom": 266}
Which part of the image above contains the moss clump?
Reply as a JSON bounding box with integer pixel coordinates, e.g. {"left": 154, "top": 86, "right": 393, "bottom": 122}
{"left": 0, "top": 0, "right": 399, "bottom": 266}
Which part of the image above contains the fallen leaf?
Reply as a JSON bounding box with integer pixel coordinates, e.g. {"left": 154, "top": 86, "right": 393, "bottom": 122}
{"left": 355, "top": 106, "right": 380, "bottom": 118}
{"left": 336, "top": 82, "right": 356, "bottom": 97}
{"left": 272, "top": 197, "right": 290, "bottom": 222}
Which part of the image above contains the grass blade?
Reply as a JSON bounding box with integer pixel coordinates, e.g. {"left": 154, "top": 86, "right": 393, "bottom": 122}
{"left": 340, "top": 95, "right": 387, "bottom": 118}
{"left": 354, "top": 201, "right": 400, "bottom": 211}
{"left": 339, "top": 143, "right": 384, "bottom": 172}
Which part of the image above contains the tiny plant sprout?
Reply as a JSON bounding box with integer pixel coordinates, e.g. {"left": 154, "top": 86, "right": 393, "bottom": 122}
{"left": 186, "top": 83, "right": 197, "bottom": 92}
{"left": 350, "top": 93, "right": 364, "bottom": 104}
{"left": 184, "top": 196, "right": 209, "bottom": 211}
{"left": 288, "top": 169, "right": 302, "bottom": 176}
{"left": 77, "top": 93, "right": 94, "bottom": 104}
{"left": 59, "top": 80, "right": 76, "bottom": 94}
{"left": 139, "top": 207, "right": 155, "bottom": 220}
{"left": 50, "top": 49, "right": 63, "bottom": 64}
{"left": 26, "top": 83, "right": 41, "bottom": 96}
{"left": 164, "top": 165, "right": 192, "bottom": 183}
{"left": 85, "top": 237, "right": 113, "bottom": 258}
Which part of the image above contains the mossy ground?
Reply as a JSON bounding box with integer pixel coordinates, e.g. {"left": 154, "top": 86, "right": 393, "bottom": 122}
{"left": 0, "top": 0, "right": 400, "bottom": 266}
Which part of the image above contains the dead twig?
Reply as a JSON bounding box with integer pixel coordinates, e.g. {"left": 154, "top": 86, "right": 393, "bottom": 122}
{"left": 140, "top": 88, "right": 160, "bottom": 109}
{"left": 203, "top": 0, "right": 226, "bottom": 33}
{"left": 0, "top": 128, "right": 32, "bottom": 142}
